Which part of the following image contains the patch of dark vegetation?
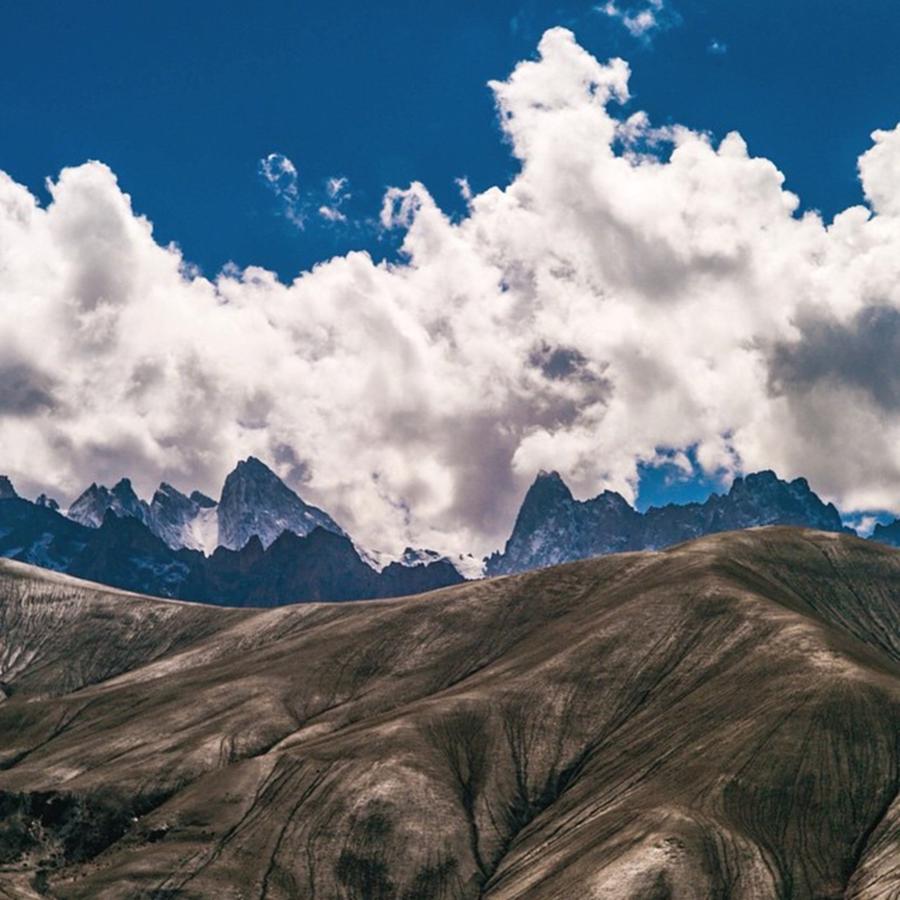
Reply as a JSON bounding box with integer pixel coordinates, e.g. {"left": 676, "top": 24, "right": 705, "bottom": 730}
{"left": 0, "top": 789, "right": 131, "bottom": 867}
{"left": 0, "top": 785, "right": 177, "bottom": 871}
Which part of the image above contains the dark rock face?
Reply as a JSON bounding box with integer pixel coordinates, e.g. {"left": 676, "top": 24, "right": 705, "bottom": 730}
{"left": 487, "top": 469, "right": 850, "bottom": 575}
{"left": 0, "top": 528, "right": 898, "bottom": 897}
{"left": 0, "top": 500, "right": 198, "bottom": 598}
{"left": 872, "top": 518, "right": 900, "bottom": 547}
{"left": 66, "top": 511, "right": 199, "bottom": 599}
{"left": 187, "top": 527, "right": 463, "bottom": 606}
{"left": 379, "top": 556, "right": 466, "bottom": 598}
{"left": 217, "top": 456, "right": 344, "bottom": 551}
{"left": 34, "top": 494, "right": 59, "bottom": 511}
{"left": 0, "top": 497, "right": 87, "bottom": 572}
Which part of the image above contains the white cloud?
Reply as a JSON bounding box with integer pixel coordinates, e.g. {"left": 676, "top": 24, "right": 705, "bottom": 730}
{"left": 3, "top": 27, "right": 900, "bottom": 559}
{"left": 318, "top": 175, "right": 351, "bottom": 222}
{"left": 260, "top": 152, "right": 303, "bottom": 227}
{"left": 260, "top": 159, "right": 352, "bottom": 226}
{"left": 326, "top": 176, "right": 348, "bottom": 199}
{"left": 318, "top": 205, "right": 347, "bottom": 222}
{"left": 599, "top": 0, "right": 675, "bottom": 39}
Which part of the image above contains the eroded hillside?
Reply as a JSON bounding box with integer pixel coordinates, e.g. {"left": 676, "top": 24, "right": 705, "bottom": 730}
{"left": 0, "top": 528, "right": 898, "bottom": 898}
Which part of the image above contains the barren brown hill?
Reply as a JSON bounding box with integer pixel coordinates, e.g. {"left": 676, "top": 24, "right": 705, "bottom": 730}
{"left": 0, "top": 527, "right": 899, "bottom": 899}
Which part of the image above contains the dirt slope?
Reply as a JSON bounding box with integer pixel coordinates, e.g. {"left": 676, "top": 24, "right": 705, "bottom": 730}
{"left": 0, "top": 527, "right": 898, "bottom": 899}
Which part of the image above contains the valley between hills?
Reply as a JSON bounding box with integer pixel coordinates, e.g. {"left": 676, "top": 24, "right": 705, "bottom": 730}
{"left": 0, "top": 526, "right": 898, "bottom": 898}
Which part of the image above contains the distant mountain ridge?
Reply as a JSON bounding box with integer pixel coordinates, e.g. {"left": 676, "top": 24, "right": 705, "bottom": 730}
{"left": 485, "top": 469, "right": 855, "bottom": 575}
{"left": 0, "top": 458, "right": 463, "bottom": 603}
{"left": 5, "top": 458, "right": 900, "bottom": 600}
{"left": 0, "top": 496, "right": 463, "bottom": 604}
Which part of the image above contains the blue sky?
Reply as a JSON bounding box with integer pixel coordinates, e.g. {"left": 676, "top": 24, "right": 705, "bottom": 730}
{"left": 3, "top": 0, "right": 899, "bottom": 284}
{"left": 3, "top": 1, "right": 900, "bottom": 541}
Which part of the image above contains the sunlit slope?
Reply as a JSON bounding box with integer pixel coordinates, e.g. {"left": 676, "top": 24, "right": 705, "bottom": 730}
{"left": 0, "top": 528, "right": 898, "bottom": 899}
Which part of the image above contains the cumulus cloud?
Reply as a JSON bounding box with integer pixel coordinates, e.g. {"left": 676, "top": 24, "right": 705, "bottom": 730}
{"left": 859, "top": 125, "right": 900, "bottom": 216}
{"left": 3, "top": 27, "right": 900, "bottom": 556}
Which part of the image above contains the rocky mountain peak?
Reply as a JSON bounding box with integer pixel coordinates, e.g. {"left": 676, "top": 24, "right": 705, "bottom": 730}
{"left": 0, "top": 476, "right": 18, "bottom": 500}
{"left": 721, "top": 469, "right": 844, "bottom": 531}
{"left": 532, "top": 469, "right": 572, "bottom": 498}
{"left": 67, "top": 483, "right": 112, "bottom": 527}
{"left": 153, "top": 482, "right": 181, "bottom": 499}
{"left": 514, "top": 470, "right": 574, "bottom": 532}
{"left": 68, "top": 479, "right": 150, "bottom": 529}
{"left": 112, "top": 477, "right": 137, "bottom": 496}
{"left": 217, "top": 457, "right": 344, "bottom": 551}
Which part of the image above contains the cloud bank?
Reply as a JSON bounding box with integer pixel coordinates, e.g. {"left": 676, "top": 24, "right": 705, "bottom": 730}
{"left": 2, "top": 28, "right": 900, "bottom": 555}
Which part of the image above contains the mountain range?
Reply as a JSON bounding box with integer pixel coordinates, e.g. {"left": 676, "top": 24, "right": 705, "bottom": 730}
{"left": 0, "top": 459, "right": 463, "bottom": 604}
{"left": 1, "top": 527, "right": 897, "bottom": 896}
{"left": 3, "top": 457, "right": 900, "bottom": 604}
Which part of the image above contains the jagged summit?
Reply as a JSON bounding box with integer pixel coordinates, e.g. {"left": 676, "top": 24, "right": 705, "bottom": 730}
{"left": 217, "top": 456, "right": 344, "bottom": 551}
{"left": 0, "top": 475, "right": 18, "bottom": 500}
{"left": 524, "top": 469, "right": 574, "bottom": 504}
{"left": 68, "top": 479, "right": 150, "bottom": 529}
{"left": 60, "top": 457, "right": 346, "bottom": 556}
